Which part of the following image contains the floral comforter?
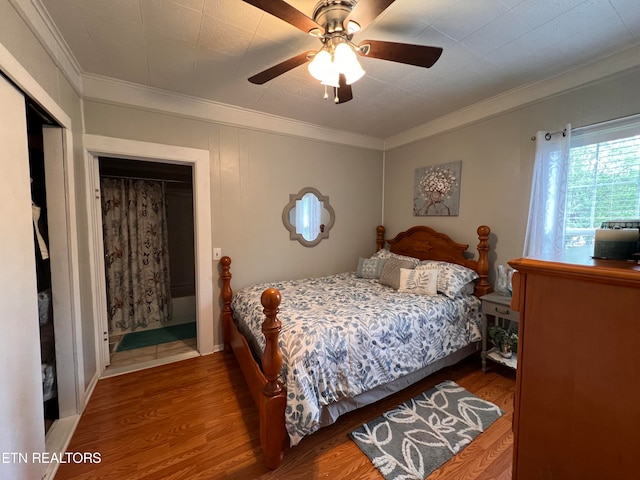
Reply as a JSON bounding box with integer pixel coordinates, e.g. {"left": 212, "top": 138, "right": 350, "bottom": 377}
{"left": 231, "top": 272, "right": 483, "bottom": 446}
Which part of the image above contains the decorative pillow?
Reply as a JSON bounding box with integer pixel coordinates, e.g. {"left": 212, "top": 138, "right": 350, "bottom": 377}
{"left": 419, "top": 260, "right": 479, "bottom": 298}
{"left": 459, "top": 281, "right": 476, "bottom": 296}
{"left": 379, "top": 258, "right": 416, "bottom": 290}
{"left": 398, "top": 264, "right": 439, "bottom": 295}
{"left": 371, "top": 249, "right": 420, "bottom": 267}
{"left": 356, "top": 257, "right": 388, "bottom": 279}
{"left": 370, "top": 248, "right": 391, "bottom": 259}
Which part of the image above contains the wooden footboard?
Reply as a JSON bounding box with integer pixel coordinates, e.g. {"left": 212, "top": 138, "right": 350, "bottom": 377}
{"left": 220, "top": 224, "right": 492, "bottom": 469}
{"left": 220, "top": 258, "right": 287, "bottom": 469}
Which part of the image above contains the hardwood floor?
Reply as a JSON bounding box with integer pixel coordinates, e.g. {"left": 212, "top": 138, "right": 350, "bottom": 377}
{"left": 55, "top": 352, "right": 515, "bottom": 480}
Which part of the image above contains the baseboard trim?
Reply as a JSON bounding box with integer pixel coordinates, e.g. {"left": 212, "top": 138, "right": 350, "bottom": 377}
{"left": 42, "top": 414, "right": 82, "bottom": 480}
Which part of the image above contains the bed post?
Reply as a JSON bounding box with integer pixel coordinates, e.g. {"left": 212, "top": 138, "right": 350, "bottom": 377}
{"left": 475, "top": 226, "right": 492, "bottom": 296}
{"left": 220, "top": 256, "right": 233, "bottom": 351}
{"left": 376, "top": 225, "right": 386, "bottom": 251}
{"left": 260, "top": 288, "right": 288, "bottom": 469}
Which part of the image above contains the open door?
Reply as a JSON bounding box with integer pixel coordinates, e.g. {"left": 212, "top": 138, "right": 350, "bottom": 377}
{"left": 42, "top": 126, "right": 83, "bottom": 414}
{"left": 88, "top": 158, "right": 111, "bottom": 368}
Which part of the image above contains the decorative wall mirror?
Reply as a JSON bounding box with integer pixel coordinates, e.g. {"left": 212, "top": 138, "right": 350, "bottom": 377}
{"left": 282, "top": 187, "right": 335, "bottom": 247}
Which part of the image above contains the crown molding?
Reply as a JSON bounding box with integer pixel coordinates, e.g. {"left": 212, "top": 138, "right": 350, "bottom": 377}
{"left": 384, "top": 44, "right": 640, "bottom": 150}
{"left": 10, "top": 0, "right": 83, "bottom": 96}
{"left": 81, "top": 74, "right": 384, "bottom": 150}
{"left": 14, "top": 0, "right": 383, "bottom": 149}
{"left": 15, "top": 0, "right": 640, "bottom": 152}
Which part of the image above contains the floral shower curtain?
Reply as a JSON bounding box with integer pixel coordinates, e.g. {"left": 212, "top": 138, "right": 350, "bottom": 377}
{"left": 101, "top": 178, "right": 172, "bottom": 333}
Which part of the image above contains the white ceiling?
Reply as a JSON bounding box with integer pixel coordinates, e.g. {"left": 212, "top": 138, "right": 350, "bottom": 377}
{"left": 41, "top": 0, "right": 640, "bottom": 139}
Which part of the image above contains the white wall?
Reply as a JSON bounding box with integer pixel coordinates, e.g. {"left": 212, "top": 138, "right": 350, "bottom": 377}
{"left": 383, "top": 65, "right": 640, "bottom": 284}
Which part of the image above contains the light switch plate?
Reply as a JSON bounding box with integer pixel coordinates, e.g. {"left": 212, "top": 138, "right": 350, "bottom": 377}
{"left": 213, "top": 248, "right": 222, "bottom": 260}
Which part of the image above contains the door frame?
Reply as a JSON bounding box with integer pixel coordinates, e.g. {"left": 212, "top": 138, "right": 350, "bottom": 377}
{"left": 83, "top": 135, "right": 213, "bottom": 373}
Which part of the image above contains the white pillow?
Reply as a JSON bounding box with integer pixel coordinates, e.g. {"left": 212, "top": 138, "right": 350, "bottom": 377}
{"left": 420, "top": 260, "right": 479, "bottom": 298}
{"left": 398, "top": 264, "right": 439, "bottom": 295}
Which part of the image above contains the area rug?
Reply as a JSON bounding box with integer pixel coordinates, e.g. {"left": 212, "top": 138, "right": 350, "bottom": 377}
{"left": 350, "top": 380, "right": 504, "bottom": 480}
{"left": 116, "top": 322, "right": 196, "bottom": 351}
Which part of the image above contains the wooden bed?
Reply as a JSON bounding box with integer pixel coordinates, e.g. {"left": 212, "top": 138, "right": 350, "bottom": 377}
{"left": 220, "top": 224, "right": 491, "bottom": 469}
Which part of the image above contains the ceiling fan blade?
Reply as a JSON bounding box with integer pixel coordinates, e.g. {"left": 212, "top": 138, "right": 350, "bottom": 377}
{"left": 345, "top": 0, "right": 397, "bottom": 31}
{"left": 248, "top": 51, "right": 315, "bottom": 85}
{"left": 243, "top": 0, "right": 322, "bottom": 35}
{"left": 333, "top": 74, "right": 353, "bottom": 104}
{"left": 357, "top": 40, "right": 443, "bottom": 68}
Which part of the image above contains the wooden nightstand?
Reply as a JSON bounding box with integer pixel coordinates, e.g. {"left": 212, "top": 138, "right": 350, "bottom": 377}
{"left": 480, "top": 292, "right": 519, "bottom": 372}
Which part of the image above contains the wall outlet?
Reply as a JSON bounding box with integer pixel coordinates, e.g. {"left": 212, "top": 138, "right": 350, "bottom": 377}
{"left": 213, "top": 248, "right": 222, "bottom": 260}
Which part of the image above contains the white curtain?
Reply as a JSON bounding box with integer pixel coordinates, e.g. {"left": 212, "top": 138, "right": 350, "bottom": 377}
{"left": 523, "top": 124, "right": 572, "bottom": 257}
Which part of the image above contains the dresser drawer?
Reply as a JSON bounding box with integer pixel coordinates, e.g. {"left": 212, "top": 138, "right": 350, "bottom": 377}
{"left": 481, "top": 300, "right": 518, "bottom": 321}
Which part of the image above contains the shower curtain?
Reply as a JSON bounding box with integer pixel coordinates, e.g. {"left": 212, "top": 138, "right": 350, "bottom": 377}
{"left": 101, "top": 178, "right": 172, "bottom": 333}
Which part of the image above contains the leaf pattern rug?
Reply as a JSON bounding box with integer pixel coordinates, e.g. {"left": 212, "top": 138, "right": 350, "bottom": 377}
{"left": 350, "top": 380, "right": 504, "bottom": 480}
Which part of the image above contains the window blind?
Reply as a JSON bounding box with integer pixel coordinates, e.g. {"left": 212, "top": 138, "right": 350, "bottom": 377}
{"left": 564, "top": 114, "right": 640, "bottom": 249}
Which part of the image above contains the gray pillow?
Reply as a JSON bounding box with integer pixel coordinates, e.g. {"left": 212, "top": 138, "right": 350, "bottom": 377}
{"left": 379, "top": 257, "right": 416, "bottom": 290}
{"left": 356, "top": 257, "right": 389, "bottom": 279}
{"left": 372, "top": 249, "right": 420, "bottom": 267}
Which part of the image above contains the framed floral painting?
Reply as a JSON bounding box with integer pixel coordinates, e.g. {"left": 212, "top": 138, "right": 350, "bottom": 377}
{"left": 413, "top": 161, "right": 461, "bottom": 216}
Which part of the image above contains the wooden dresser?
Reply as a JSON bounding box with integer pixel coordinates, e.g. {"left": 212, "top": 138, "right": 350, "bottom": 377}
{"left": 508, "top": 256, "right": 640, "bottom": 480}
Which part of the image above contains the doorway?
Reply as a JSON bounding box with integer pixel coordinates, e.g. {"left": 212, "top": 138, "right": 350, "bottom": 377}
{"left": 84, "top": 135, "right": 214, "bottom": 378}
{"left": 99, "top": 158, "right": 198, "bottom": 373}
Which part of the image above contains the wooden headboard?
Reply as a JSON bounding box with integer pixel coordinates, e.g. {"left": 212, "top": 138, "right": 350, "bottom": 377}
{"left": 375, "top": 225, "right": 492, "bottom": 297}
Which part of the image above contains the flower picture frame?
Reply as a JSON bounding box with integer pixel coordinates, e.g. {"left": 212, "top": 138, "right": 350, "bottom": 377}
{"left": 413, "top": 161, "right": 462, "bottom": 216}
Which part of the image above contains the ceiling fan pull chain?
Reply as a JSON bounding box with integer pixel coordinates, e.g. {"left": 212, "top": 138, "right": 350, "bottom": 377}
{"left": 324, "top": 84, "right": 329, "bottom": 100}
{"left": 334, "top": 89, "right": 339, "bottom": 103}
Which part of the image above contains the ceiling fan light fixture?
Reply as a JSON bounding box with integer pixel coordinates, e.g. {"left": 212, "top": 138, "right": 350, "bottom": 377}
{"left": 243, "top": 0, "right": 445, "bottom": 105}
{"left": 308, "top": 49, "right": 332, "bottom": 81}
{"left": 319, "top": 61, "right": 340, "bottom": 88}
{"left": 346, "top": 20, "right": 360, "bottom": 34}
{"left": 334, "top": 42, "right": 365, "bottom": 84}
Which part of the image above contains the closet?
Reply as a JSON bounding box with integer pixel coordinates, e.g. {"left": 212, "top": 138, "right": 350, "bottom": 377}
{"left": 27, "top": 101, "right": 60, "bottom": 433}
{"left": 2, "top": 65, "right": 83, "bottom": 479}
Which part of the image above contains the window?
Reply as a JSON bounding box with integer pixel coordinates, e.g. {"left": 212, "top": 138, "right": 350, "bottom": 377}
{"left": 564, "top": 117, "right": 640, "bottom": 256}
{"left": 524, "top": 115, "right": 640, "bottom": 260}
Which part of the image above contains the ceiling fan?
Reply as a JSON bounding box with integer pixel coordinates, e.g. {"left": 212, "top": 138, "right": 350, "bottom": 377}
{"left": 243, "top": 0, "right": 443, "bottom": 104}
